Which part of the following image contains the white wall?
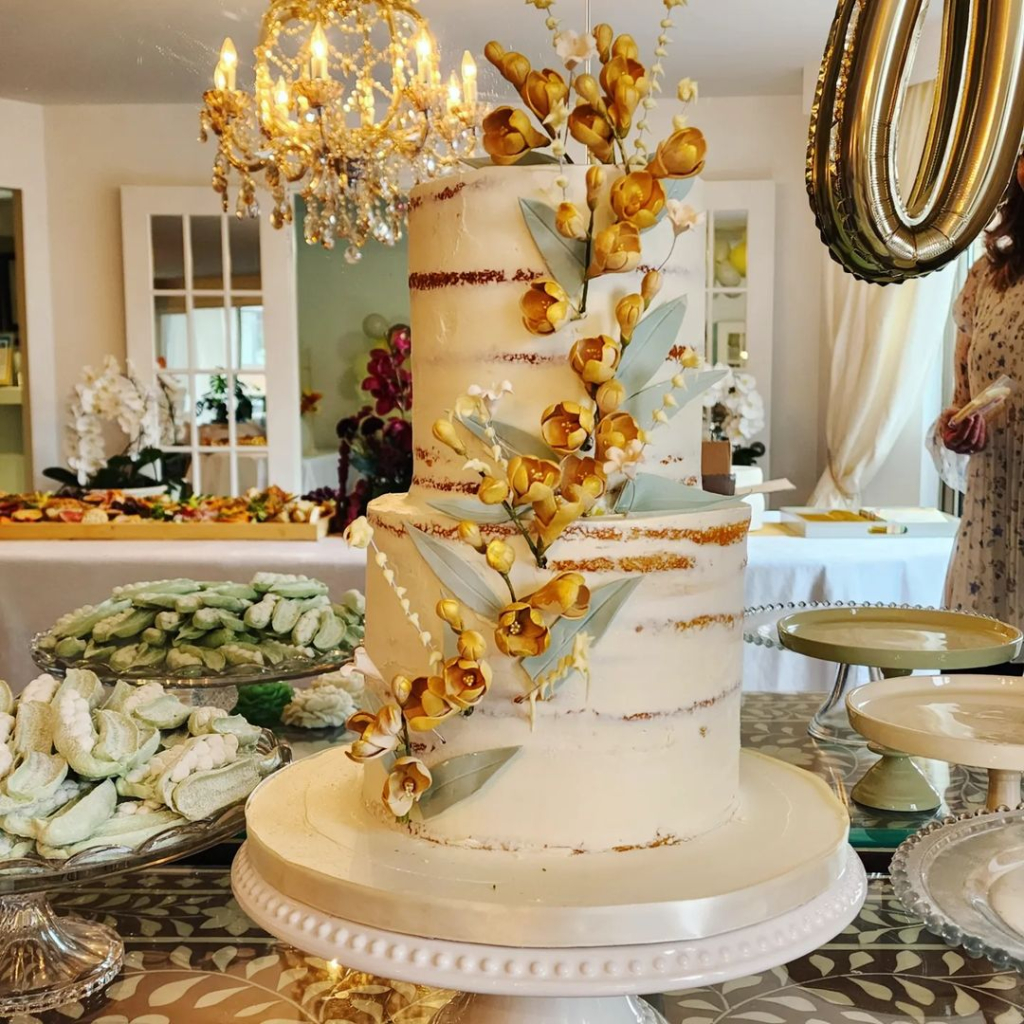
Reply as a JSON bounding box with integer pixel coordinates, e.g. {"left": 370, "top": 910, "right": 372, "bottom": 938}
{"left": 43, "top": 104, "right": 212, "bottom": 436}
{"left": 0, "top": 97, "right": 57, "bottom": 483}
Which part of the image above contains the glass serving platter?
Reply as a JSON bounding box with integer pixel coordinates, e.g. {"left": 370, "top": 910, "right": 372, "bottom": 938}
{"left": 892, "top": 808, "right": 1024, "bottom": 972}
{"left": 31, "top": 631, "right": 355, "bottom": 689}
{"left": 0, "top": 730, "right": 290, "bottom": 1015}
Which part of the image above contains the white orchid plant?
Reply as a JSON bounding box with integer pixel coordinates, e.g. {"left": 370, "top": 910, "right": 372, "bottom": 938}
{"left": 45, "top": 356, "right": 188, "bottom": 492}
{"left": 703, "top": 363, "right": 766, "bottom": 457}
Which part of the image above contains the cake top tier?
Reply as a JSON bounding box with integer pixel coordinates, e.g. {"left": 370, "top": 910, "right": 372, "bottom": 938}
{"left": 406, "top": 164, "right": 709, "bottom": 500}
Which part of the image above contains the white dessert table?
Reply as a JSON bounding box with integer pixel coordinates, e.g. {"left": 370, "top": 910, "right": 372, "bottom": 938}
{"left": 745, "top": 524, "right": 956, "bottom": 692}
{"left": 0, "top": 537, "right": 366, "bottom": 687}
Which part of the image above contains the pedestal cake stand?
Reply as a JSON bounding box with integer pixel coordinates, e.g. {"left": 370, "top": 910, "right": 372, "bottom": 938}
{"left": 232, "top": 748, "right": 867, "bottom": 1024}
{"left": 848, "top": 675, "right": 1024, "bottom": 812}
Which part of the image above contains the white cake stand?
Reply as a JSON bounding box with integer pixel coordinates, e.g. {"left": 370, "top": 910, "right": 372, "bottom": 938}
{"left": 848, "top": 674, "right": 1024, "bottom": 811}
{"left": 231, "top": 748, "right": 867, "bottom": 1023}
{"left": 233, "top": 845, "right": 866, "bottom": 1024}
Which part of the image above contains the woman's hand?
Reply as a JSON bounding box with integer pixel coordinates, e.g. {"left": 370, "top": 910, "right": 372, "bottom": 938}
{"left": 941, "top": 408, "right": 987, "bottom": 454}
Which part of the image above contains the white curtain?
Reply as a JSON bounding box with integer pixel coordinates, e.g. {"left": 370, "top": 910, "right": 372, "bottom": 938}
{"left": 810, "top": 81, "right": 957, "bottom": 508}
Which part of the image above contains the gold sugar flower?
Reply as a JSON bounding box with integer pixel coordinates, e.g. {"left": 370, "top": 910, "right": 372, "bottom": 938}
{"left": 508, "top": 455, "right": 561, "bottom": 504}
{"left": 436, "top": 599, "right": 464, "bottom": 632}
{"left": 569, "top": 335, "right": 621, "bottom": 386}
{"left": 594, "top": 23, "right": 614, "bottom": 62}
{"left": 568, "top": 105, "right": 615, "bottom": 164}
{"left": 404, "top": 675, "right": 459, "bottom": 732}
{"left": 589, "top": 222, "right": 642, "bottom": 276}
{"left": 641, "top": 269, "right": 662, "bottom": 308}
{"left": 442, "top": 656, "right": 493, "bottom": 709}
{"left": 647, "top": 126, "right": 707, "bottom": 179}
{"left": 520, "top": 279, "right": 570, "bottom": 335}
{"left": 596, "top": 379, "right": 627, "bottom": 415}
{"left": 611, "top": 34, "right": 641, "bottom": 62}
{"left": 486, "top": 538, "right": 516, "bottom": 574}
{"left": 555, "top": 202, "right": 588, "bottom": 241}
{"left": 524, "top": 70, "right": 570, "bottom": 132}
{"left": 540, "top": 401, "right": 595, "bottom": 455}
{"left": 585, "top": 165, "right": 606, "bottom": 210}
{"left": 484, "top": 42, "right": 532, "bottom": 91}
{"left": 610, "top": 171, "right": 666, "bottom": 230}
{"left": 528, "top": 572, "right": 591, "bottom": 620}
{"left": 346, "top": 704, "right": 404, "bottom": 762}
{"left": 478, "top": 476, "right": 511, "bottom": 505}
{"left": 432, "top": 419, "right": 467, "bottom": 456}
{"left": 560, "top": 454, "right": 607, "bottom": 499}
{"left": 615, "top": 294, "right": 644, "bottom": 341}
{"left": 483, "top": 106, "right": 551, "bottom": 166}
{"left": 596, "top": 411, "right": 643, "bottom": 461}
{"left": 458, "top": 630, "right": 487, "bottom": 660}
{"left": 495, "top": 602, "right": 551, "bottom": 657}
{"left": 383, "top": 756, "right": 432, "bottom": 817}
{"left": 532, "top": 486, "right": 590, "bottom": 547}
{"left": 458, "top": 520, "right": 486, "bottom": 552}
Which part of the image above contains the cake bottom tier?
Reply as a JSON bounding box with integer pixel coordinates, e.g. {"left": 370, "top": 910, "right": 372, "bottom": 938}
{"left": 363, "top": 492, "right": 750, "bottom": 853}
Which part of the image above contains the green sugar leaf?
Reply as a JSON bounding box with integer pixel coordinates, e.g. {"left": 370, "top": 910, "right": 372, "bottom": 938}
{"left": 418, "top": 746, "right": 522, "bottom": 819}
{"left": 616, "top": 297, "right": 688, "bottom": 394}
{"left": 406, "top": 525, "right": 504, "bottom": 620}
{"left": 519, "top": 198, "right": 586, "bottom": 295}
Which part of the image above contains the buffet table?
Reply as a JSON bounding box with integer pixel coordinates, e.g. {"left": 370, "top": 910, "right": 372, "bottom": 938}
{"left": 0, "top": 538, "right": 366, "bottom": 683}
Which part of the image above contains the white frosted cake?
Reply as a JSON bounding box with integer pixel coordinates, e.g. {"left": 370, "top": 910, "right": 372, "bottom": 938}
{"left": 354, "top": 164, "right": 751, "bottom": 853}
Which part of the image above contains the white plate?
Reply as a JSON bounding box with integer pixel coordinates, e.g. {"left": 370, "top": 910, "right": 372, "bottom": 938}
{"left": 243, "top": 748, "right": 851, "bottom": 947}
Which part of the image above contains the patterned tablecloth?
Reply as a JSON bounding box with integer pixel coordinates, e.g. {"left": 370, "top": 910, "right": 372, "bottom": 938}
{"left": 11, "top": 870, "right": 1023, "bottom": 1024}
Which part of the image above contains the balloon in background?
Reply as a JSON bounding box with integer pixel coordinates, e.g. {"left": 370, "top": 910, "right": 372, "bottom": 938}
{"left": 362, "top": 313, "right": 390, "bottom": 341}
{"left": 807, "top": 0, "right": 1024, "bottom": 283}
{"left": 715, "top": 260, "right": 742, "bottom": 289}
{"left": 729, "top": 239, "right": 747, "bottom": 279}
{"left": 713, "top": 238, "right": 730, "bottom": 264}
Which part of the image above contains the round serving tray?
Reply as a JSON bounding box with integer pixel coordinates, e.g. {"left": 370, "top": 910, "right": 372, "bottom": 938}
{"left": 777, "top": 606, "right": 1021, "bottom": 672}
{"left": 31, "top": 632, "right": 353, "bottom": 689}
{"left": 892, "top": 807, "right": 1024, "bottom": 971}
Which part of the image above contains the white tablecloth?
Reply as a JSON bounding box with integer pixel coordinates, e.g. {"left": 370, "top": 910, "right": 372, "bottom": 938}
{"left": 0, "top": 538, "right": 365, "bottom": 687}
{"left": 744, "top": 532, "right": 956, "bottom": 693}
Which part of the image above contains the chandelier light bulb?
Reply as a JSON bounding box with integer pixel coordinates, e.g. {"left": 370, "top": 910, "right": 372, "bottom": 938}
{"left": 310, "top": 23, "right": 330, "bottom": 80}
{"left": 219, "top": 37, "right": 238, "bottom": 90}
{"left": 214, "top": 65, "right": 228, "bottom": 91}
{"left": 274, "top": 76, "right": 290, "bottom": 111}
{"left": 447, "top": 72, "right": 461, "bottom": 112}
{"left": 461, "top": 50, "right": 478, "bottom": 107}
{"left": 414, "top": 27, "right": 434, "bottom": 83}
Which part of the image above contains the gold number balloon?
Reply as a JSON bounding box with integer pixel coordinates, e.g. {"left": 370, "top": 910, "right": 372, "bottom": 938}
{"left": 807, "top": 0, "right": 1024, "bottom": 284}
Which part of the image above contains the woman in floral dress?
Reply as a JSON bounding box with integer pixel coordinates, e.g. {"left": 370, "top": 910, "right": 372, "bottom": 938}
{"left": 941, "top": 159, "right": 1024, "bottom": 671}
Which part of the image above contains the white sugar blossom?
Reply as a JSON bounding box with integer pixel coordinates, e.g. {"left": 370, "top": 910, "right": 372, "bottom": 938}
{"left": 555, "top": 30, "right": 597, "bottom": 70}
{"left": 602, "top": 439, "right": 645, "bottom": 480}
{"left": 544, "top": 99, "right": 571, "bottom": 135}
{"left": 677, "top": 77, "right": 699, "bottom": 103}
{"left": 665, "top": 200, "right": 701, "bottom": 236}
{"left": 463, "top": 459, "right": 492, "bottom": 475}
{"left": 343, "top": 516, "right": 374, "bottom": 549}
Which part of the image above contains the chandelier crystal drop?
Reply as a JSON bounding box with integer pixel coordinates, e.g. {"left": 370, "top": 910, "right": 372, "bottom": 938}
{"left": 200, "top": 0, "right": 481, "bottom": 254}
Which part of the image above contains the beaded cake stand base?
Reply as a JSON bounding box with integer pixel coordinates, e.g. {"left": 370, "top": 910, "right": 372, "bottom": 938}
{"left": 233, "top": 845, "right": 866, "bottom": 1024}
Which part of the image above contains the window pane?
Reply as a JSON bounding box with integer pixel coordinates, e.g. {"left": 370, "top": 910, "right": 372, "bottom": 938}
{"left": 229, "top": 217, "right": 261, "bottom": 289}
{"left": 711, "top": 292, "right": 748, "bottom": 369}
{"left": 190, "top": 215, "right": 224, "bottom": 290}
{"left": 231, "top": 296, "right": 265, "bottom": 368}
{"left": 154, "top": 295, "right": 188, "bottom": 369}
{"left": 197, "top": 451, "right": 233, "bottom": 495}
{"left": 151, "top": 216, "right": 185, "bottom": 289}
{"left": 193, "top": 296, "right": 228, "bottom": 368}
{"left": 237, "top": 453, "right": 269, "bottom": 493}
{"left": 712, "top": 211, "right": 747, "bottom": 289}
{"left": 237, "top": 373, "right": 268, "bottom": 446}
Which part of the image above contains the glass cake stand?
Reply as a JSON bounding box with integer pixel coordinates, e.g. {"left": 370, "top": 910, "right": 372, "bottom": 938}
{"left": 0, "top": 730, "right": 289, "bottom": 1016}
{"left": 892, "top": 808, "right": 1024, "bottom": 971}
{"left": 743, "top": 602, "right": 1022, "bottom": 743}
{"left": 31, "top": 632, "right": 355, "bottom": 709}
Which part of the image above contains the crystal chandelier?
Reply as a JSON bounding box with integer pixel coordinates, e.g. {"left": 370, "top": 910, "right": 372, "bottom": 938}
{"left": 200, "top": 0, "right": 480, "bottom": 258}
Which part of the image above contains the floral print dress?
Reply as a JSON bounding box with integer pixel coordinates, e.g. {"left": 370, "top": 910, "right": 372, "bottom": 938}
{"left": 945, "top": 257, "right": 1024, "bottom": 635}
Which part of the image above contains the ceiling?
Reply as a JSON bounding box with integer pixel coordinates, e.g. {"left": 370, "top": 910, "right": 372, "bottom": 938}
{"left": 0, "top": 0, "right": 923, "bottom": 106}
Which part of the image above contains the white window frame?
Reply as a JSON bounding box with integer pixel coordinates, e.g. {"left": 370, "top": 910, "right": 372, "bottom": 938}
{"left": 703, "top": 179, "right": 776, "bottom": 469}
{"left": 121, "top": 186, "right": 301, "bottom": 494}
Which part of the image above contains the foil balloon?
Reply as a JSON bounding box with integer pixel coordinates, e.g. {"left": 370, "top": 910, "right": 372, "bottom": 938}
{"left": 807, "top": 0, "right": 1024, "bottom": 284}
